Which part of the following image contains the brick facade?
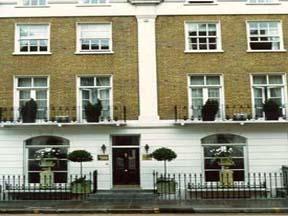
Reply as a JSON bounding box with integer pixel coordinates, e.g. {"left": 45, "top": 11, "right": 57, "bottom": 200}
{"left": 0, "top": 16, "right": 139, "bottom": 120}
{"left": 156, "top": 15, "right": 288, "bottom": 119}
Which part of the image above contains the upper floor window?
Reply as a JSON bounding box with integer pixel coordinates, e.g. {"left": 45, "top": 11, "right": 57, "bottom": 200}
{"left": 247, "top": 0, "right": 277, "bottom": 4}
{"left": 15, "top": 24, "right": 50, "bottom": 54}
{"left": 251, "top": 74, "right": 286, "bottom": 119}
{"left": 22, "top": 0, "right": 46, "bottom": 6}
{"left": 247, "top": 21, "right": 284, "bottom": 51}
{"left": 79, "top": 0, "right": 108, "bottom": 4}
{"left": 189, "top": 75, "right": 224, "bottom": 120}
{"left": 76, "top": 23, "right": 112, "bottom": 53}
{"left": 185, "top": 22, "right": 222, "bottom": 52}
{"left": 78, "top": 76, "right": 112, "bottom": 122}
{"left": 15, "top": 77, "right": 49, "bottom": 122}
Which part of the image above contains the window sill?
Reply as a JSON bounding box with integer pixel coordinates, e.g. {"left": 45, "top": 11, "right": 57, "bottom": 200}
{"left": 76, "top": 3, "right": 111, "bottom": 7}
{"left": 184, "top": 50, "right": 224, "bottom": 53}
{"left": 15, "top": 5, "right": 50, "bottom": 8}
{"left": 246, "top": 49, "right": 286, "bottom": 53}
{"left": 13, "top": 52, "right": 52, "bottom": 55}
{"left": 74, "top": 51, "right": 114, "bottom": 55}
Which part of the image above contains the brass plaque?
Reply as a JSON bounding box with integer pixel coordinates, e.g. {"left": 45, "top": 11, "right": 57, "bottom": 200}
{"left": 98, "top": 155, "right": 109, "bottom": 161}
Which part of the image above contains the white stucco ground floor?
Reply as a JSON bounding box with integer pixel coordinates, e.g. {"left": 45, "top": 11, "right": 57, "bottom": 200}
{"left": 0, "top": 122, "right": 287, "bottom": 190}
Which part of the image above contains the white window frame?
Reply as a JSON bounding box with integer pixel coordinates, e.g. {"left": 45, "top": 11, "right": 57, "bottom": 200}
{"left": 76, "top": 75, "right": 113, "bottom": 122}
{"left": 14, "top": 24, "right": 51, "bottom": 55}
{"left": 185, "top": 21, "right": 223, "bottom": 53}
{"left": 76, "top": 23, "right": 113, "bottom": 54}
{"left": 246, "top": 0, "right": 279, "bottom": 4}
{"left": 188, "top": 74, "right": 225, "bottom": 120}
{"left": 14, "top": 76, "right": 50, "bottom": 122}
{"left": 246, "top": 21, "right": 285, "bottom": 52}
{"left": 250, "top": 73, "right": 287, "bottom": 119}
{"left": 201, "top": 139, "right": 247, "bottom": 183}
{"left": 21, "top": 0, "right": 47, "bottom": 7}
{"left": 77, "top": 0, "right": 109, "bottom": 5}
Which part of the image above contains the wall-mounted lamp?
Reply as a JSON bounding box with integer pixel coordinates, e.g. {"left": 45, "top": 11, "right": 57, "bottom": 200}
{"left": 101, "top": 144, "right": 107, "bottom": 154}
{"left": 144, "top": 144, "right": 150, "bottom": 154}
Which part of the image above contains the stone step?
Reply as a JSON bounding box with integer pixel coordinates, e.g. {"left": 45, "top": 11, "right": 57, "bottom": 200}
{"left": 88, "top": 189, "right": 157, "bottom": 201}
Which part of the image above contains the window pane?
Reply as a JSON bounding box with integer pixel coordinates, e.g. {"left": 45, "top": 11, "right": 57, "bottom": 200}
{"left": 190, "top": 76, "right": 204, "bottom": 85}
{"left": 97, "top": 77, "right": 110, "bottom": 86}
{"left": 34, "top": 77, "right": 47, "bottom": 87}
{"left": 270, "top": 88, "right": 281, "bottom": 98}
{"left": 36, "top": 90, "right": 47, "bottom": 99}
{"left": 20, "top": 90, "right": 31, "bottom": 99}
{"left": 253, "top": 75, "right": 266, "bottom": 84}
{"left": 269, "top": 75, "right": 283, "bottom": 84}
{"left": 191, "top": 88, "right": 203, "bottom": 97}
{"left": 81, "top": 77, "right": 94, "bottom": 86}
{"left": 206, "top": 76, "right": 220, "bottom": 85}
{"left": 18, "top": 78, "right": 32, "bottom": 87}
{"left": 208, "top": 88, "right": 220, "bottom": 98}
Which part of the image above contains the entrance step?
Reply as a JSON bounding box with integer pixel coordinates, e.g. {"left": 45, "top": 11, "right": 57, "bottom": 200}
{"left": 88, "top": 189, "right": 157, "bottom": 201}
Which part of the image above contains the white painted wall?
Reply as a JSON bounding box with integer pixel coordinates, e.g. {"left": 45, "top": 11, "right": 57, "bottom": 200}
{"left": 0, "top": 124, "right": 287, "bottom": 189}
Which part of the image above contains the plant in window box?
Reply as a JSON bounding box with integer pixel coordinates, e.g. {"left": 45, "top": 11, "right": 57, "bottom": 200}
{"left": 151, "top": 147, "right": 177, "bottom": 194}
{"left": 263, "top": 99, "right": 281, "bottom": 120}
{"left": 201, "top": 99, "right": 219, "bottom": 121}
{"left": 210, "top": 146, "right": 235, "bottom": 187}
{"left": 68, "top": 150, "right": 93, "bottom": 194}
{"left": 20, "top": 99, "right": 38, "bottom": 123}
{"left": 85, "top": 100, "right": 102, "bottom": 123}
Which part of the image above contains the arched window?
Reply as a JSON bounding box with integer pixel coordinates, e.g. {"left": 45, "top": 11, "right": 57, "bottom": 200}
{"left": 202, "top": 134, "right": 246, "bottom": 182}
{"left": 25, "top": 136, "right": 69, "bottom": 183}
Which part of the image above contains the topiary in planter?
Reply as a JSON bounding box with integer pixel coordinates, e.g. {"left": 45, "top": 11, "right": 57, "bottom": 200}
{"left": 85, "top": 100, "right": 102, "bottom": 122}
{"left": 68, "top": 150, "right": 93, "bottom": 194}
{"left": 263, "top": 99, "right": 281, "bottom": 120}
{"left": 151, "top": 148, "right": 177, "bottom": 194}
{"left": 201, "top": 99, "right": 219, "bottom": 121}
{"left": 21, "top": 99, "right": 38, "bottom": 123}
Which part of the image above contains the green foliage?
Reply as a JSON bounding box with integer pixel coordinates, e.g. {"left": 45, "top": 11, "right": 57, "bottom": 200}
{"left": 201, "top": 99, "right": 219, "bottom": 121}
{"left": 151, "top": 147, "right": 177, "bottom": 162}
{"left": 263, "top": 99, "right": 280, "bottom": 113}
{"left": 85, "top": 100, "right": 102, "bottom": 122}
{"left": 21, "top": 99, "right": 38, "bottom": 123}
{"left": 68, "top": 150, "right": 93, "bottom": 162}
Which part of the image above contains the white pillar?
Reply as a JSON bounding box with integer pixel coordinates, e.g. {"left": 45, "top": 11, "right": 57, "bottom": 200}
{"left": 137, "top": 15, "right": 159, "bottom": 122}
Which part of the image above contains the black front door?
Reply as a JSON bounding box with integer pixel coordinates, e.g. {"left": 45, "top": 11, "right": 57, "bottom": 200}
{"left": 113, "top": 148, "right": 140, "bottom": 185}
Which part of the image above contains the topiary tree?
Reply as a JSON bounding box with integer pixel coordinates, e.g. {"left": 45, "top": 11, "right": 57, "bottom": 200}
{"left": 263, "top": 99, "right": 281, "bottom": 120}
{"left": 68, "top": 150, "right": 93, "bottom": 178}
{"left": 201, "top": 99, "right": 219, "bottom": 121}
{"left": 21, "top": 98, "right": 38, "bottom": 123}
{"left": 151, "top": 147, "right": 177, "bottom": 176}
{"left": 85, "top": 100, "right": 102, "bottom": 122}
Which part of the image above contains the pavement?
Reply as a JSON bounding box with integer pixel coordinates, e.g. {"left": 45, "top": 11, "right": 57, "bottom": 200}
{"left": 0, "top": 199, "right": 288, "bottom": 214}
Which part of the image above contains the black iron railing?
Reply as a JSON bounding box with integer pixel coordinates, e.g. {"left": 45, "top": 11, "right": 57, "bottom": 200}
{"left": 153, "top": 171, "right": 288, "bottom": 200}
{"left": 0, "top": 106, "right": 127, "bottom": 124}
{"left": 0, "top": 172, "right": 98, "bottom": 200}
{"left": 174, "top": 104, "right": 287, "bottom": 122}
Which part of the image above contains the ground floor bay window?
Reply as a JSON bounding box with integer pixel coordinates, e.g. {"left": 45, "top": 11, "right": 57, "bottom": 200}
{"left": 202, "top": 134, "right": 246, "bottom": 182}
{"left": 25, "top": 136, "right": 69, "bottom": 183}
{"left": 78, "top": 76, "right": 112, "bottom": 122}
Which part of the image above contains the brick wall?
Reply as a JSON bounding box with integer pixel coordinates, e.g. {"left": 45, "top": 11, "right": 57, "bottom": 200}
{"left": 156, "top": 15, "right": 288, "bottom": 119}
{"left": 0, "top": 16, "right": 139, "bottom": 120}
